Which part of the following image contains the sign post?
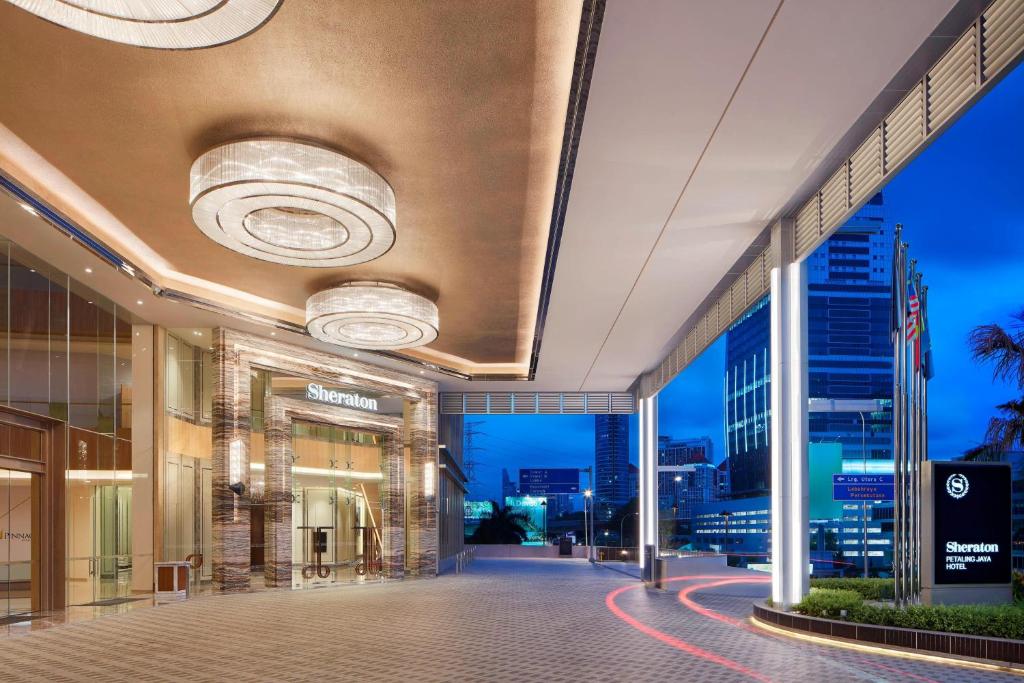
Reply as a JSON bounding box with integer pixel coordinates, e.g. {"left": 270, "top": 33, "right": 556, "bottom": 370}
{"left": 921, "top": 461, "right": 1012, "bottom": 605}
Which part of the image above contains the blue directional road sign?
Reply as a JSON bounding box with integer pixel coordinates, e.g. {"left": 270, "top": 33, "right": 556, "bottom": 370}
{"left": 518, "top": 468, "right": 581, "bottom": 495}
{"left": 832, "top": 474, "right": 894, "bottom": 501}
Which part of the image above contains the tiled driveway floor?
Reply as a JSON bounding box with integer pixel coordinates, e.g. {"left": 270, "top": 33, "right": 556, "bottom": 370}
{"left": 0, "top": 558, "right": 1017, "bottom": 682}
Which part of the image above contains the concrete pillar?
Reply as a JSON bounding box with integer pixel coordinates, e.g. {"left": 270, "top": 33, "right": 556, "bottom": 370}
{"left": 638, "top": 394, "right": 658, "bottom": 569}
{"left": 770, "top": 219, "right": 809, "bottom": 607}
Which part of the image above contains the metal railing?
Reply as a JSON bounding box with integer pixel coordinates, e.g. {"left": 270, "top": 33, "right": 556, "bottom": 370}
{"left": 454, "top": 546, "right": 477, "bottom": 574}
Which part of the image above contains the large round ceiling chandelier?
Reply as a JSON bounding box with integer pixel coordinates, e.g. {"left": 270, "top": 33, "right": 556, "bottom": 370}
{"left": 306, "top": 283, "right": 439, "bottom": 351}
{"left": 5, "top": 0, "right": 282, "bottom": 49}
{"left": 190, "top": 139, "right": 396, "bottom": 267}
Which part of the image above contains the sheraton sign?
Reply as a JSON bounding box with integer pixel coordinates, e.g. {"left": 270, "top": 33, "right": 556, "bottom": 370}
{"left": 305, "top": 383, "right": 379, "bottom": 412}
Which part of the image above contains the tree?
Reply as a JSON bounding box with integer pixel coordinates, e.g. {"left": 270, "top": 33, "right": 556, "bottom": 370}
{"left": 467, "top": 501, "right": 529, "bottom": 544}
{"left": 967, "top": 310, "right": 1024, "bottom": 454}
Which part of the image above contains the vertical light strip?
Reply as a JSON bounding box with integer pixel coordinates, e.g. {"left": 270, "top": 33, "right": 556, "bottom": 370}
{"left": 786, "top": 260, "right": 809, "bottom": 605}
{"left": 752, "top": 353, "right": 758, "bottom": 449}
{"left": 638, "top": 397, "right": 647, "bottom": 570}
{"left": 645, "top": 395, "right": 658, "bottom": 551}
{"left": 743, "top": 358, "right": 749, "bottom": 452}
{"left": 769, "top": 266, "right": 785, "bottom": 605}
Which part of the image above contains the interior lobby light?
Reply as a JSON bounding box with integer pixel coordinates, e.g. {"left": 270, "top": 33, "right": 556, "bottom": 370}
{"left": 306, "top": 282, "right": 439, "bottom": 351}
{"left": 190, "top": 139, "right": 396, "bottom": 268}
{"left": 5, "top": 0, "right": 281, "bottom": 50}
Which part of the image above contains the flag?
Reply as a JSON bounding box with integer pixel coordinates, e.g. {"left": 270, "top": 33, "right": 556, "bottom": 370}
{"left": 920, "top": 286, "right": 934, "bottom": 380}
{"left": 906, "top": 279, "right": 920, "bottom": 342}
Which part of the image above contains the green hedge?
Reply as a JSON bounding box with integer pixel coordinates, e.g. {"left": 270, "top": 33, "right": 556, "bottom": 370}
{"left": 794, "top": 589, "right": 1024, "bottom": 640}
{"left": 809, "top": 578, "right": 894, "bottom": 601}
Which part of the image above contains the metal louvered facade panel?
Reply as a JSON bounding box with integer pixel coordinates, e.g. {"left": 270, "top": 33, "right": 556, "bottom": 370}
{"left": 538, "top": 393, "right": 563, "bottom": 413}
{"left": 464, "top": 393, "right": 488, "bottom": 413}
{"left": 488, "top": 393, "right": 512, "bottom": 414}
{"left": 637, "top": 0, "right": 1024, "bottom": 399}
{"left": 849, "top": 130, "right": 883, "bottom": 206}
{"left": 819, "top": 166, "right": 849, "bottom": 233}
{"left": 928, "top": 27, "right": 978, "bottom": 131}
{"left": 984, "top": 0, "right": 1024, "bottom": 78}
{"left": 561, "top": 393, "right": 586, "bottom": 414}
{"left": 585, "top": 393, "right": 610, "bottom": 413}
{"left": 440, "top": 393, "right": 464, "bottom": 414}
{"left": 884, "top": 84, "right": 925, "bottom": 173}
{"left": 794, "top": 197, "right": 820, "bottom": 259}
{"left": 440, "top": 392, "right": 637, "bottom": 414}
{"left": 513, "top": 392, "right": 538, "bottom": 413}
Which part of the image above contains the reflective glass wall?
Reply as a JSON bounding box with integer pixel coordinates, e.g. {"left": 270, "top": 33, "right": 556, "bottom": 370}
{"left": 0, "top": 239, "right": 140, "bottom": 607}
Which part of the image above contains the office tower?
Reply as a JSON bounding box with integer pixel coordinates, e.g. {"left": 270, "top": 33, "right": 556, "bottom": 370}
{"left": 595, "top": 414, "right": 630, "bottom": 519}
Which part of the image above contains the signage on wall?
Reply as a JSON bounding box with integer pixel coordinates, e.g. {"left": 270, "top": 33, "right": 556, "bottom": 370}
{"left": 930, "top": 461, "right": 1011, "bottom": 585}
{"left": 305, "top": 383, "right": 379, "bottom": 412}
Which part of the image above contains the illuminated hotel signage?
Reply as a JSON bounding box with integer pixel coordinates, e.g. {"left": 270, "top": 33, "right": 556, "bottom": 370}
{"left": 305, "top": 383, "right": 379, "bottom": 412}
{"left": 930, "top": 461, "right": 1011, "bottom": 585}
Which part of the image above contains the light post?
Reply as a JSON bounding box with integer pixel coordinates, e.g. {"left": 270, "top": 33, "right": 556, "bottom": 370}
{"left": 583, "top": 489, "right": 594, "bottom": 562}
{"left": 620, "top": 511, "right": 639, "bottom": 548}
{"left": 720, "top": 510, "right": 732, "bottom": 556}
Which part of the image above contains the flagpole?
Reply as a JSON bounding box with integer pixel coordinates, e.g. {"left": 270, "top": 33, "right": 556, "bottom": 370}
{"left": 892, "top": 229, "right": 905, "bottom": 606}
{"left": 917, "top": 266, "right": 925, "bottom": 602}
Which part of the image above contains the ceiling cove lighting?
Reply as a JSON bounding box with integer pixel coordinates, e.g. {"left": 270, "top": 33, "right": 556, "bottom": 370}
{"left": 190, "top": 139, "right": 396, "bottom": 267}
{"left": 306, "top": 282, "right": 438, "bottom": 351}
{"left": 5, "top": 0, "right": 281, "bottom": 50}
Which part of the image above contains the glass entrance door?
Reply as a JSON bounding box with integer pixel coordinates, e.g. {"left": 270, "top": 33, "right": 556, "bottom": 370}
{"left": 291, "top": 422, "right": 384, "bottom": 588}
{"left": 0, "top": 468, "right": 36, "bottom": 617}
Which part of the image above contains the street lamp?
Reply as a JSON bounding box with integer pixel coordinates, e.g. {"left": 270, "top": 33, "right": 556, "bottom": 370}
{"left": 720, "top": 510, "right": 733, "bottom": 556}
{"left": 583, "top": 489, "right": 594, "bottom": 562}
{"left": 620, "top": 511, "right": 639, "bottom": 549}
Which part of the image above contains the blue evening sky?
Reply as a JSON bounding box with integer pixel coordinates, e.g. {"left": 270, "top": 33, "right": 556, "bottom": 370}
{"left": 466, "top": 62, "right": 1024, "bottom": 502}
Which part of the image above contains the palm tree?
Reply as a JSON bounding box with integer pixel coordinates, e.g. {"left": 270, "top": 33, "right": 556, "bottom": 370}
{"left": 968, "top": 309, "right": 1024, "bottom": 454}
{"left": 467, "top": 501, "right": 529, "bottom": 544}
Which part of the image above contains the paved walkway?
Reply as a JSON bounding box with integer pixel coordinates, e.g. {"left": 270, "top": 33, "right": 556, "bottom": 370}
{"left": 0, "top": 559, "right": 1017, "bottom": 682}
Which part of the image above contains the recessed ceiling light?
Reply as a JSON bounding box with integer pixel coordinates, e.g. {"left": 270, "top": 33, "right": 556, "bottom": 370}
{"left": 190, "top": 139, "right": 395, "bottom": 268}
{"left": 5, "top": 0, "right": 282, "bottom": 50}
{"left": 85, "top": 267, "right": 93, "bottom": 274}
{"left": 306, "top": 282, "right": 439, "bottom": 350}
{"left": 87, "top": 301, "right": 93, "bottom": 305}
{"left": 136, "top": 300, "right": 143, "bottom": 305}
{"left": 19, "top": 203, "right": 37, "bottom": 215}
{"left": 353, "top": 352, "right": 359, "bottom": 358}
{"left": 270, "top": 332, "right": 276, "bottom": 336}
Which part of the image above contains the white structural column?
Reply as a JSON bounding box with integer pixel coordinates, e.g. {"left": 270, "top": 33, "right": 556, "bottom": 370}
{"left": 769, "top": 219, "right": 809, "bottom": 607}
{"left": 638, "top": 394, "right": 658, "bottom": 570}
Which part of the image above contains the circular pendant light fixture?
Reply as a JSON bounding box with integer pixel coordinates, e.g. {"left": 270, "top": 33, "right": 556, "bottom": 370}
{"left": 306, "top": 283, "right": 439, "bottom": 350}
{"left": 5, "top": 0, "right": 282, "bottom": 49}
{"left": 190, "top": 139, "right": 396, "bottom": 267}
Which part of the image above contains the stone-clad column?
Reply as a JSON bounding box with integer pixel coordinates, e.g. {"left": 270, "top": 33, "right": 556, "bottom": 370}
{"left": 212, "top": 328, "right": 252, "bottom": 592}
{"left": 264, "top": 398, "right": 292, "bottom": 587}
{"left": 380, "top": 435, "right": 405, "bottom": 579}
{"left": 405, "top": 395, "right": 438, "bottom": 576}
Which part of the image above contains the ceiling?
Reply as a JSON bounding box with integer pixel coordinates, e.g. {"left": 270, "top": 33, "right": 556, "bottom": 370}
{"left": 459, "top": 0, "right": 970, "bottom": 394}
{"left": 0, "top": 0, "right": 582, "bottom": 373}
{"left": 0, "top": 0, "right": 980, "bottom": 394}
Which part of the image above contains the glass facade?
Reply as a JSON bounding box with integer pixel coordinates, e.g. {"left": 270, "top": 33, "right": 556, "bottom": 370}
{"left": 0, "top": 238, "right": 141, "bottom": 613}
{"left": 594, "top": 414, "right": 629, "bottom": 520}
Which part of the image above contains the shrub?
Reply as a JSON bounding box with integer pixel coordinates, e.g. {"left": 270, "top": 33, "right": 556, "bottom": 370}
{"left": 794, "top": 591, "right": 1024, "bottom": 639}
{"left": 1013, "top": 571, "right": 1024, "bottom": 603}
{"left": 809, "top": 577, "right": 894, "bottom": 601}
{"left": 793, "top": 589, "right": 864, "bottom": 618}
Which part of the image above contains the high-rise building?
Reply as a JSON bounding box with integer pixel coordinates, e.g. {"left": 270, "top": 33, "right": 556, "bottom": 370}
{"left": 807, "top": 192, "right": 894, "bottom": 463}
{"left": 595, "top": 414, "right": 630, "bottom": 519}
{"left": 657, "top": 435, "right": 713, "bottom": 507}
{"left": 724, "top": 295, "right": 772, "bottom": 497}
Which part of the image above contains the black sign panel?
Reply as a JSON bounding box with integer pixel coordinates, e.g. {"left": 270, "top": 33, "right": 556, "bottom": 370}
{"left": 932, "top": 461, "right": 1011, "bottom": 585}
